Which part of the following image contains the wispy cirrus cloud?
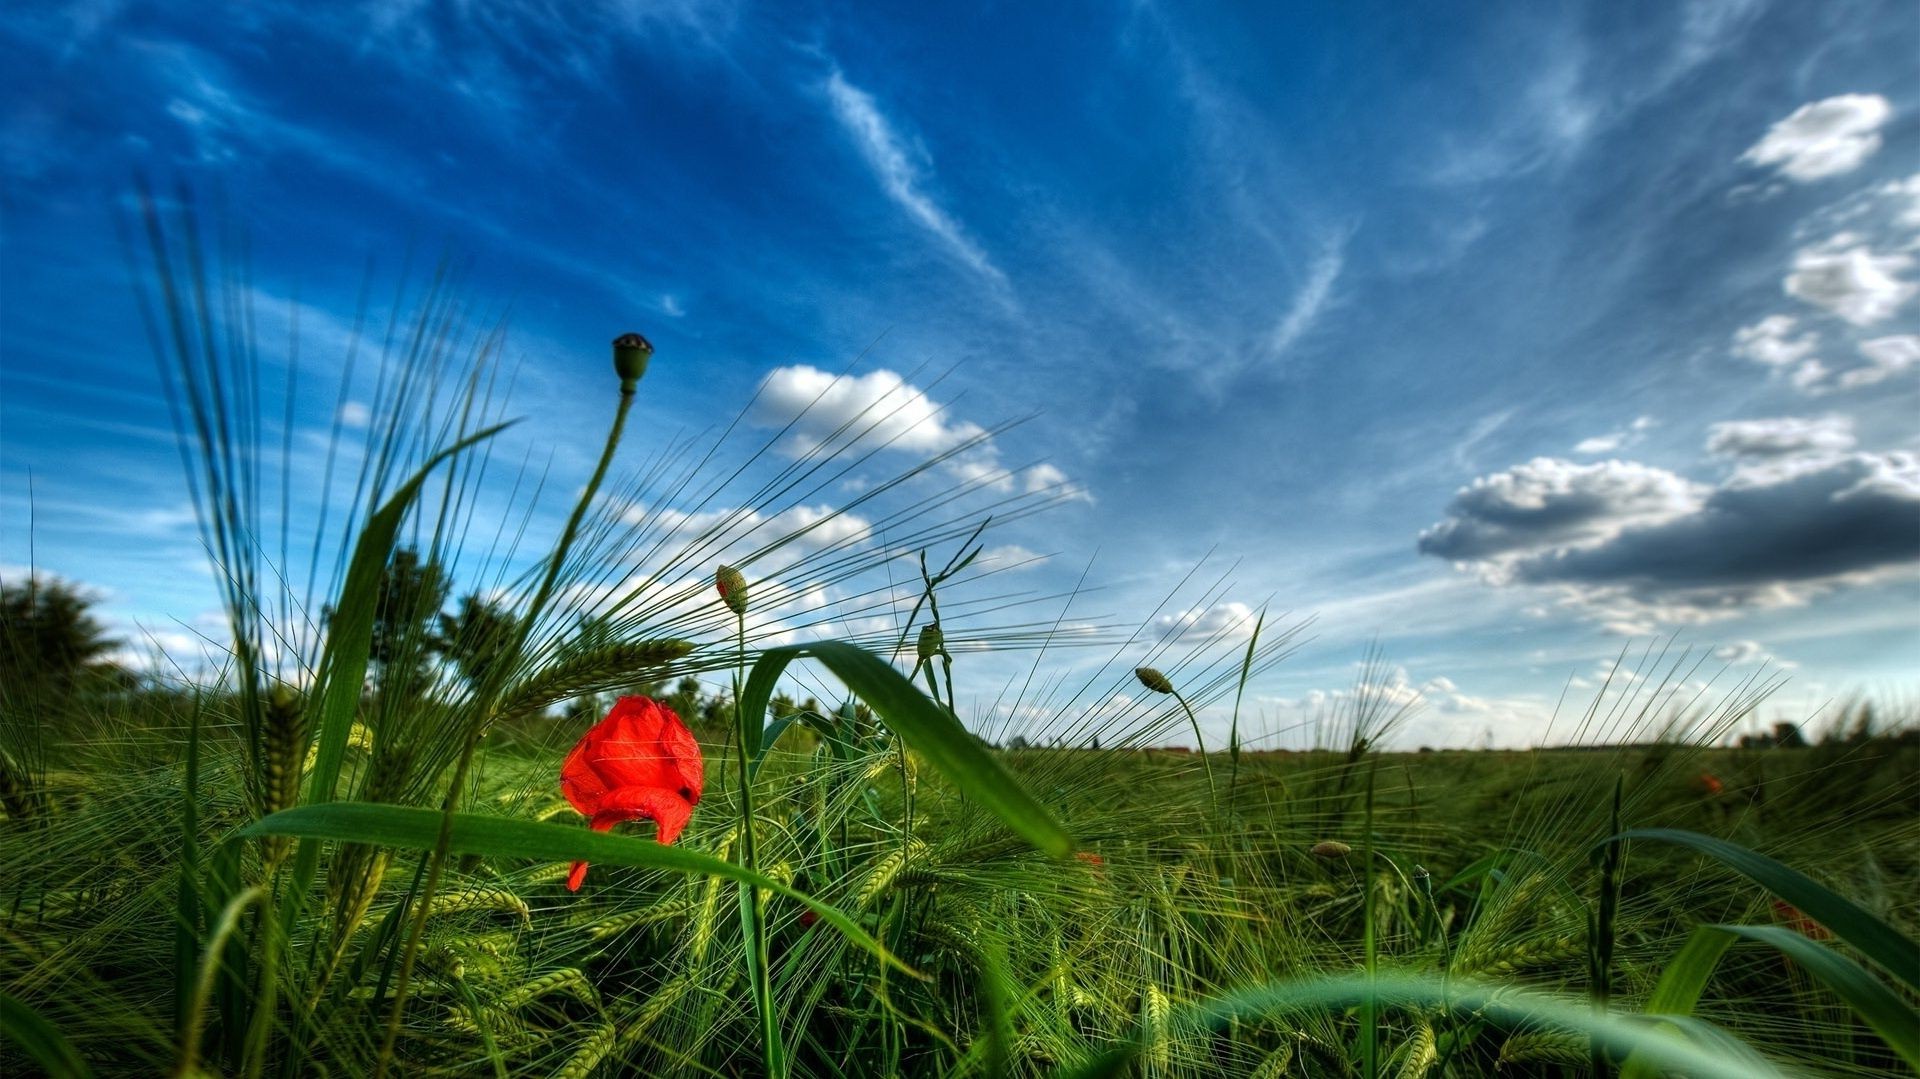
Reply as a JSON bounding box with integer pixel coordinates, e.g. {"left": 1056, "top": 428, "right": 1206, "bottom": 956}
{"left": 1268, "top": 231, "right": 1348, "bottom": 361}
{"left": 822, "top": 68, "right": 1007, "bottom": 289}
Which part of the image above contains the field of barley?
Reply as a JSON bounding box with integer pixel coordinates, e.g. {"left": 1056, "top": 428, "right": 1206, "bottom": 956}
{"left": 2, "top": 210, "right": 1917, "bottom": 1079}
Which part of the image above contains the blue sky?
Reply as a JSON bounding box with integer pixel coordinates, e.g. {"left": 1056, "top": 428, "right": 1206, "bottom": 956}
{"left": 3, "top": 0, "right": 1916, "bottom": 747}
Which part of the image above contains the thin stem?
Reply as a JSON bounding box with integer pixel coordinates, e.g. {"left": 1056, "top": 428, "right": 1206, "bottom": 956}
{"left": 373, "top": 378, "right": 637, "bottom": 1078}
{"left": 1169, "top": 689, "right": 1218, "bottom": 805}
{"left": 733, "top": 609, "right": 784, "bottom": 1077}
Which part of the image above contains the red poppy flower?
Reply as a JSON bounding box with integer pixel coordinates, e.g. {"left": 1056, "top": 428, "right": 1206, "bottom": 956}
{"left": 561, "top": 696, "right": 704, "bottom": 891}
{"left": 1691, "top": 772, "right": 1724, "bottom": 797}
{"left": 1772, "top": 899, "right": 1834, "bottom": 940}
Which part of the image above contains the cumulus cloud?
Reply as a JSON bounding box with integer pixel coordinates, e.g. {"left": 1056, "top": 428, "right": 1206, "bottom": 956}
{"left": 1844, "top": 334, "right": 1920, "bottom": 389}
{"left": 623, "top": 501, "right": 875, "bottom": 578}
{"left": 1156, "top": 601, "right": 1259, "bottom": 641}
{"left": 753, "top": 365, "right": 987, "bottom": 455}
{"left": 823, "top": 69, "right": 1005, "bottom": 286}
{"left": 1574, "top": 415, "right": 1655, "bottom": 455}
{"left": 1714, "top": 640, "right": 1795, "bottom": 668}
{"left": 1784, "top": 233, "right": 1917, "bottom": 326}
{"left": 749, "top": 365, "right": 1087, "bottom": 500}
{"left": 1730, "top": 315, "right": 1819, "bottom": 368}
{"left": 1706, "top": 415, "right": 1855, "bottom": 459}
{"left": 1740, "top": 94, "right": 1892, "bottom": 182}
{"left": 1417, "top": 458, "right": 1705, "bottom": 563}
{"left": 1421, "top": 452, "right": 1920, "bottom": 628}
{"left": 972, "top": 544, "right": 1048, "bottom": 572}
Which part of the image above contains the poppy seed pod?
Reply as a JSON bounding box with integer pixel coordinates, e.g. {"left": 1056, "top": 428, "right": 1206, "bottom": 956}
{"left": 916, "top": 622, "right": 944, "bottom": 663}
{"left": 715, "top": 564, "right": 748, "bottom": 616}
{"left": 1134, "top": 667, "right": 1174, "bottom": 695}
{"left": 1310, "top": 840, "right": 1352, "bottom": 860}
{"left": 612, "top": 332, "right": 653, "bottom": 391}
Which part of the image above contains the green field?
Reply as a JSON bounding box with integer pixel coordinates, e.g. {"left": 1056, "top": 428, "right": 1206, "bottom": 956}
{"left": 4, "top": 639, "right": 1917, "bottom": 1076}
{"left": 3, "top": 232, "right": 1917, "bottom": 1077}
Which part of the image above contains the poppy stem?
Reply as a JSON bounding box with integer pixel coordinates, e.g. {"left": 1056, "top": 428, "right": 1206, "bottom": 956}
{"left": 731, "top": 608, "right": 786, "bottom": 1077}
{"left": 374, "top": 343, "right": 643, "bottom": 1079}
{"left": 1169, "top": 688, "right": 1219, "bottom": 808}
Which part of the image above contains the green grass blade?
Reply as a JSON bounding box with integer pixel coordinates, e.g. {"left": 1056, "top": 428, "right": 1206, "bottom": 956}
{"left": 1652, "top": 925, "right": 1918, "bottom": 1073}
{"left": 244, "top": 803, "right": 918, "bottom": 977}
{"left": 0, "top": 991, "right": 93, "bottom": 1079}
{"left": 1053, "top": 973, "right": 1789, "bottom": 1079}
{"left": 740, "top": 641, "right": 1073, "bottom": 858}
{"left": 1642, "top": 923, "right": 1739, "bottom": 1016}
{"left": 1606, "top": 828, "right": 1920, "bottom": 993}
{"left": 749, "top": 714, "right": 801, "bottom": 778}
{"left": 302, "top": 421, "right": 514, "bottom": 807}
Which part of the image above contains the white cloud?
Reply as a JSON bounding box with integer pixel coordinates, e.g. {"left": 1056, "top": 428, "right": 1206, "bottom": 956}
{"left": 1421, "top": 452, "right": 1920, "bottom": 628}
{"left": 823, "top": 69, "right": 1005, "bottom": 287}
{"left": 1730, "top": 315, "right": 1818, "bottom": 367}
{"left": 1417, "top": 457, "right": 1706, "bottom": 563}
{"left": 338, "top": 401, "right": 371, "bottom": 428}
{"left": 1268, "top": 231, "right": 1346, "bottom": 359}
{"left": 627, "top": 501, "right": 874, "bottom": 569}
{"left": 1706, "top": 415, "right": 1855, "bottom": 459}
{"left": 749, "top": 365, "right": 1086, "bottom": 501}
{"left": 1842, "top": 334, "right": 1920, "bottom": 389}
{"left": 752, "top": 365, "right": 987, "bottom": 456}
{"left": 1574, "top": 415, "right": 1655, "bottom": 455}
{"left": 1784, "top": 233, "right": 1917, "bottom": 326}
{"left": 1155, "top": 601, "right": 1259, "bottom": 642}
{"left": 1740, "top": 93, "right": 1893, "bottom": 182}
{"left": 1882, "top": 173, "right": 1920, "bottom": 229}
{"left": 1714, "top": 640, "right": 1795, "bottom": 668}
{"left": 972, "top": 544, "right": 1048, "bottom": 572}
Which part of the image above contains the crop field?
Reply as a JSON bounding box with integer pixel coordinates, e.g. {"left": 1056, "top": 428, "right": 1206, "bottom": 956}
{"left": 2, "top": 210, "right": 1916, "bottom": 1079}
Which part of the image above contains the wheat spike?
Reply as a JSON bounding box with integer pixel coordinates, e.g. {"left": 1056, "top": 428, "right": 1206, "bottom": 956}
{"left": 1143, "top": 983, "right": 1172, "bottom": 1073}
{"left": 1497, "top": 1030, "right": 1588, "bottom": 1068}
{"left": 428, "top": 886, "right": 531, "bottom": 927}
{"left": 502, "top": 967, "right": 597, "bottom": 1010}
{"left": 554, "top": 1023, "right": 617, "bottom": 1079}
{"left": 856, "top": 839, "right": 927, "bottom": 908}
{"left": 1249, "top": 1040, "right": 1294, "bottom": 1079}
{"left": 1395, "top": 1019, "right": 1438, "bottom": 1079}
{"left": 496, "top": 639, "right": 696, "bottom": 722}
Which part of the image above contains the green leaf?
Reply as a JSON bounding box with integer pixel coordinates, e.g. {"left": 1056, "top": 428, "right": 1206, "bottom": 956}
{"left": 1627, "top": 924, "right": 1919, "bottom": 1075}
{"left": 1604, "top": 828, "right": 1919, "bottom": 993}
{"left": 1052, "top": 973, "right": 1788, "bottom": 1079}
{"left": 244, "top": 803, "right": 917, "bottom": 977}
{"left": 0, "top": 991, "right": 92, "bottom": 1079}
{"left": 738, "top": 641, "right": 1073, "bottom": 859}
{"left": 303, "top": 422, "right": 513, "bottom": 807}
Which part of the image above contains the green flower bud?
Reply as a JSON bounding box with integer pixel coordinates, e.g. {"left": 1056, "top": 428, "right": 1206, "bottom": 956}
{"left": 612, "top": 332, "right": 653, "bottom": 391}
{"left": 916, "top": 622, "right": 944, "bottom": 663}
{"left": 715, "top": 564, "right": 748, "bottom": 616}
{"left": 1134, "top": 667, "right": 1174, "bottom": 695}
{"left": 1310, "top": 840, "right": 1352, "bottom": 860}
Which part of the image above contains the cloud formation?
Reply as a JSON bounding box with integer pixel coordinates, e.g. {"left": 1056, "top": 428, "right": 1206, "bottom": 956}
{"left": 1784, "top": 233, "right": 1917, "bottom": 326}
{"left": 753, "top": 365, "right": 986, "bottom": 455}
{"left": 1420, "top": 450, "right": 1920, "bottom": 631}
{"left": 1705, "top": 415, "right": 1854, "bottom": 459}
{"left": 824, "top": 69, "right": 1006, "bottom": 286}
{"left": 1156, "top": 601, "right": 1259, "bottom": 642}
{"left": 1740, "top": 93, "right": 1892, "bottom": 182}
{"left": 749, "top": 365, "right": 1087, "bottom": 500}
{"left": 1417, "top": 458, "right": 1705, "bottom": 563}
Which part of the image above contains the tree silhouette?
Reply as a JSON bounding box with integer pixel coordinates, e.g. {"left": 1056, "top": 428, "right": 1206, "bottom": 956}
{"left": 0, "top": 577, "right": 119, "bottom": 691}
{"left": 438, "top": 592, "right": 518, "bottom": 691}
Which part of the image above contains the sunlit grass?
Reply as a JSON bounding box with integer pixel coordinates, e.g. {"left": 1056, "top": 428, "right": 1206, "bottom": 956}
{"left": 1, "top": 200, "right": 1915, "bottom": 1077}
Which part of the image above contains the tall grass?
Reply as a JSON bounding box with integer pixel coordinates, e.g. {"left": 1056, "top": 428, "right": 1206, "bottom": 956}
{"left": 1, "top": 202, "right": 1915, "bottom": 1077}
